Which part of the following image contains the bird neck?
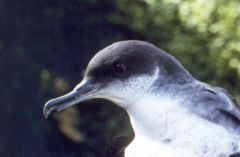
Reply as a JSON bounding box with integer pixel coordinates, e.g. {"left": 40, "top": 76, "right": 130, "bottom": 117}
{"left": 125, "top": 94, "right": 188, "bottom": 141}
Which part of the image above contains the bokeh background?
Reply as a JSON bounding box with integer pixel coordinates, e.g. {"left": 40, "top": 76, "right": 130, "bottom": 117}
{"left": 1, "top": 0, "right": 240, "bottom": 156}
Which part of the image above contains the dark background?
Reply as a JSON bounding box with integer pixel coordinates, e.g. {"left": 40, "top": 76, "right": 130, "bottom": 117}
{"left": 1, "top": 0, "right": 240, "bottom": 156}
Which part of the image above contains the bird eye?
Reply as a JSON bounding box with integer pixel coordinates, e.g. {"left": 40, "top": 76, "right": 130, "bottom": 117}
{"left": 114, "top": 63, "right": 126, "bottom": 74}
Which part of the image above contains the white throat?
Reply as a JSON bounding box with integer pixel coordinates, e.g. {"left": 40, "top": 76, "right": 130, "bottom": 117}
{"left": 126, "top": 94, "right": 182, "bottom": 141}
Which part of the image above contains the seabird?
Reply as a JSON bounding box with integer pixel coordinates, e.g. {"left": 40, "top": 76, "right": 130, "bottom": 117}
{"left": 43, "top": 41, "right": 240, "bottom": 157}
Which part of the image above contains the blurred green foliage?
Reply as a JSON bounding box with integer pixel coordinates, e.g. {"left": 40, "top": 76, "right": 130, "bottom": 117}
{"left": 1, "top": 0, "right": 240, "bottom": 157}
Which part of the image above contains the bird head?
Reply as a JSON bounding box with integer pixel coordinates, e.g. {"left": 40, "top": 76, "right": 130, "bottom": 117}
{"left": 43, "top": 40, "right": 190, "bottom": 118}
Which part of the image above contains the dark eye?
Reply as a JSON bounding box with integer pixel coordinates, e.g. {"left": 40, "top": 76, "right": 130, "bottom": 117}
{"left": 114, "top": 63, "right": 126, "bottom": 74}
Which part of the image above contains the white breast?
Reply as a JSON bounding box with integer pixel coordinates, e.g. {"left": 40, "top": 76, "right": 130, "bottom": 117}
{"left": 124, "top": 95, "right": 240, "bottom": 157}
